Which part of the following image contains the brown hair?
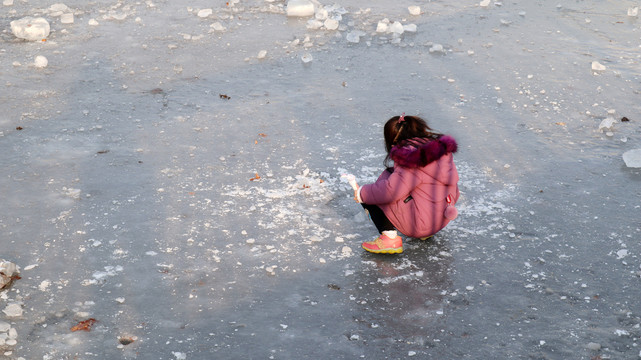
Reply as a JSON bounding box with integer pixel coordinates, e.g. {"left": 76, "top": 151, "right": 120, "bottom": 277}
{"left": 383, "top": 115, "right": 442, "bottom": 167}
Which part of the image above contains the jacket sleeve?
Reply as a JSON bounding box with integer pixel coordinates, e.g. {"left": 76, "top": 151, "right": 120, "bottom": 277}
{"left": 360, "top": 167, "right": 419, "bottom": 205}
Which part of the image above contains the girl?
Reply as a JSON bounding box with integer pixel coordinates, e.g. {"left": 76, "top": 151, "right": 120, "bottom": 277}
{"left": 354, "top": 114, "right": 459, "bottom": 254}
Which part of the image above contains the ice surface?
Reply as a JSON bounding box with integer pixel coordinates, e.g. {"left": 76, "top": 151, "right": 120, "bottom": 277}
{"left": 2, "top": 1, "right": 641, "bottom": 359}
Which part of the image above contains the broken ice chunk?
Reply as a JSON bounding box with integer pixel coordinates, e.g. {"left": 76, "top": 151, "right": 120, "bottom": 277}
{"left": 598, "top": 117, "right": 616, "bottom": 131}
{"left": 286, "top": 0, "right": 314, "bottom": 17}
{"left": 480, "top": 0, "right": 491, "bottom": 7}
{"left": 10, "top": 17, "right": 50, "bottom": 41}
{"left": 628, "top": 7, "right": 638, "bottom": 17}
{"left": 301, "top": 53, "right": 313, "bottom": 63}
{"left": 622, "top": 149, "right": 641, "bottom": 168}
{"left": 591, "top": 61, "right": 606, "bottom": 71}
{"left": 408, "top": 6, "right": 421, "bottom": 15}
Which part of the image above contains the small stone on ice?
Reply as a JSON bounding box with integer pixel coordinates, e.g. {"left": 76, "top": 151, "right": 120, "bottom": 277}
{"left": 623, "top": 149, "right": 641, "bottom": 168}
{"left": 34, "top": 56, "right": 48, "bottom": 68}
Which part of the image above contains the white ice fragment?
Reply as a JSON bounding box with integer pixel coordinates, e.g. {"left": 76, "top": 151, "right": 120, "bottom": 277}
{"left": 480, "top": 0, "right": 491, "bottom": 7}
{"left": 623, "top": 149, "right": 641, "bottom": 168}
{"left": 0, "top": 321, "right": 10, "bottom": 332}
{"left": 616, "top": 249, "right": 628, "bottom": 259}
{"left": 287, "top": 0, "right": 315, "bottom": 17}
{"left": 172, "top": 352, "right": 187, "bottom": 360}
{"left": 246, "top": 238, "right": 255, "bottom": 244}
{"left": 591, "top": 61, "right": 606, "bottom": 71}
{"left": 301, "top": 53, "right": 313, "bottom": 63}
{"left": 210, "top": 22, "right": 226, "bottom": 32}
{"left": 389, "top": 21, "right": 404, "bottom": 34}
{"left": 408, "top": 6, "right": 421, "bottom": 16}
{"left": 2, "top": 303, "right": 23, "bottom": 317}
{"left": 615, "top": 329, "right": 629, "bottom": 336}
{"left": 408, "top": 351, "right": 417, "bottom": 357}
{"left": 11, "top": 17, "right": 50, "bottom": 41}
{"left": 257, "top": 50, "right": 267, "bottom": 59}
{"left": 341, "top": 246, "right": 353, "bottom": 257}
{"left": 38, "top": 280, "right": 51, "bottom": 291}
{"left": 306, "top": 19, "right": 323, "bottom": 29}
{"left": 519, "top": 11, "right": 526, "bottom": 17}
{"left": 34, "top": 55, "right": 48, "bottom": 68}
{"left": 341, "top": 174, "right": 358, "bottom": 190}
{"left": 429, "top": 44, "right": 444, "bottom": 53}
{"left": 324, "top": 18, "right": 339, "bottom": 30}
{"left": 403, "top": 24, "right": 417, "bottom": 33}
{"left": 197, "top": 9, "right": 212, "bottom": 18}
{"left": 280, "top": 324, "right": 288, "bottom": 329}
{"left": 115, "top": 297, "right": 125, "bottom": 303}
{"left": 315, "top": 7, "right": 328, "bottom": 20}
{"left": 145, "top": 251, "right": 158, "bottom": 256}
{"left": 376, "top": 21, "right": 389, "bottom": 33}
{"left": 319, "top": 258, "right": 326, "bottom": 263}
{"left": 466, "top": 286, "right": 474, "bottom": 291}
{"left": 60, "top": 13, "right": 74, "bottom": 24}
{"left": 598, "top": 117, "right": 616, "bottom": 131}
{"left": 88, "top": 18, "right": 99, "bottom": 26}
{"left": 49, "top": 3, "right": 69, "bottom": 13}
{"left": 3, "top": 0, "right": 14, "bottom": 6}
{"left": 628, "top": 7, "right": 638, "bottom": 17}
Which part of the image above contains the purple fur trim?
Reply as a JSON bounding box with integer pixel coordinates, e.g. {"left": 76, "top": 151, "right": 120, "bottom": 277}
{"left": 390, "top": 136, "right": 457, "bottom": 168}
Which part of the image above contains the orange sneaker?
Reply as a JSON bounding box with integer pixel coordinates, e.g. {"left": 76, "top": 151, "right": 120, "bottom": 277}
{"left": 362, "top": 234, "right": 403, "bottom": 254}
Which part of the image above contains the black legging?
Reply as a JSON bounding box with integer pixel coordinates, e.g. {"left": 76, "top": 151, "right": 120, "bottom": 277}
{"left": 361, "top": 203, "right": 396, "bottom": 233}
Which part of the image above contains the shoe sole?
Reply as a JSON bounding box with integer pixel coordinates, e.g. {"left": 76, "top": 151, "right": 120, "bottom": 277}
{"left": 362, "top": 245, "right": 403, "bottom": 254}
{"left": 419, "top": 235, "right": 433, "bottom": 241}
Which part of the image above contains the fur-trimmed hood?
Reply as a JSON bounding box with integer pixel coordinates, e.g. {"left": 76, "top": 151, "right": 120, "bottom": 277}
{"left": 390, "top": 135, "right": 458, "bottom": 168}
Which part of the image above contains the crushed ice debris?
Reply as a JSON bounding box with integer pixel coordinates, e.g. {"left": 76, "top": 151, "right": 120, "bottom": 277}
{"left": 34, "top": 55, "right": 48, "bottom": 68}
{"left": 346, "top": 30, "right": 365, "bottom": 43}
{"left": 408, "top": 6, "right": 421, "bottom": 16}
{"left": 88, "top": 18, "right": 99, "bottom": 26}
{"left": 38, "top": 280, "right": 51, "bottom": 291}
{"left": 479, "top": 0, "right": 491, "bottom": 7}
{"left": 0, "top": 260, "right": 20, "bottom": 289}
{"left": 408, "top": 351, "right": 417, "bottom": 356}
{"left": 11, "top": 17, "right": 50, "bottom": 41}
{"left": 614, "top": 329, "right": 629, "bottom": 336}
{"left": 280, "top": 324, "right": 288, "bottom": 329}
{"left": 62, "top": 187, "right": 81, "bottom": 199}
{"left": 591, "top": 61, "right": 606, "bottom": 72}
{"left": 622, "top": 149, "right": 641, "bottom": 168}
{"left": 628, "top": 7, "right": 639, "bottom": 17}
{"left": 257, "top": 50, "right": 267, "bottom": 59}
{"left": 287, "top": 0, "right": 314, "bottom": 17}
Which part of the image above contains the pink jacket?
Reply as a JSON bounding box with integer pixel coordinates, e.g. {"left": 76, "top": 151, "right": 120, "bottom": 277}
{"left": 359, "top": 136, "right": 459, "bottom": 238}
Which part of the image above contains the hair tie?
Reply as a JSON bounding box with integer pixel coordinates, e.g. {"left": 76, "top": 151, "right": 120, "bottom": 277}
{"left": 397, "top": 112, "right": 406, "bottom": 124}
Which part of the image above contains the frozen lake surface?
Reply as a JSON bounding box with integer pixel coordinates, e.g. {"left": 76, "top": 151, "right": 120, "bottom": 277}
{"left": 1, "top": 0, "right": 641, "bottom": 359}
